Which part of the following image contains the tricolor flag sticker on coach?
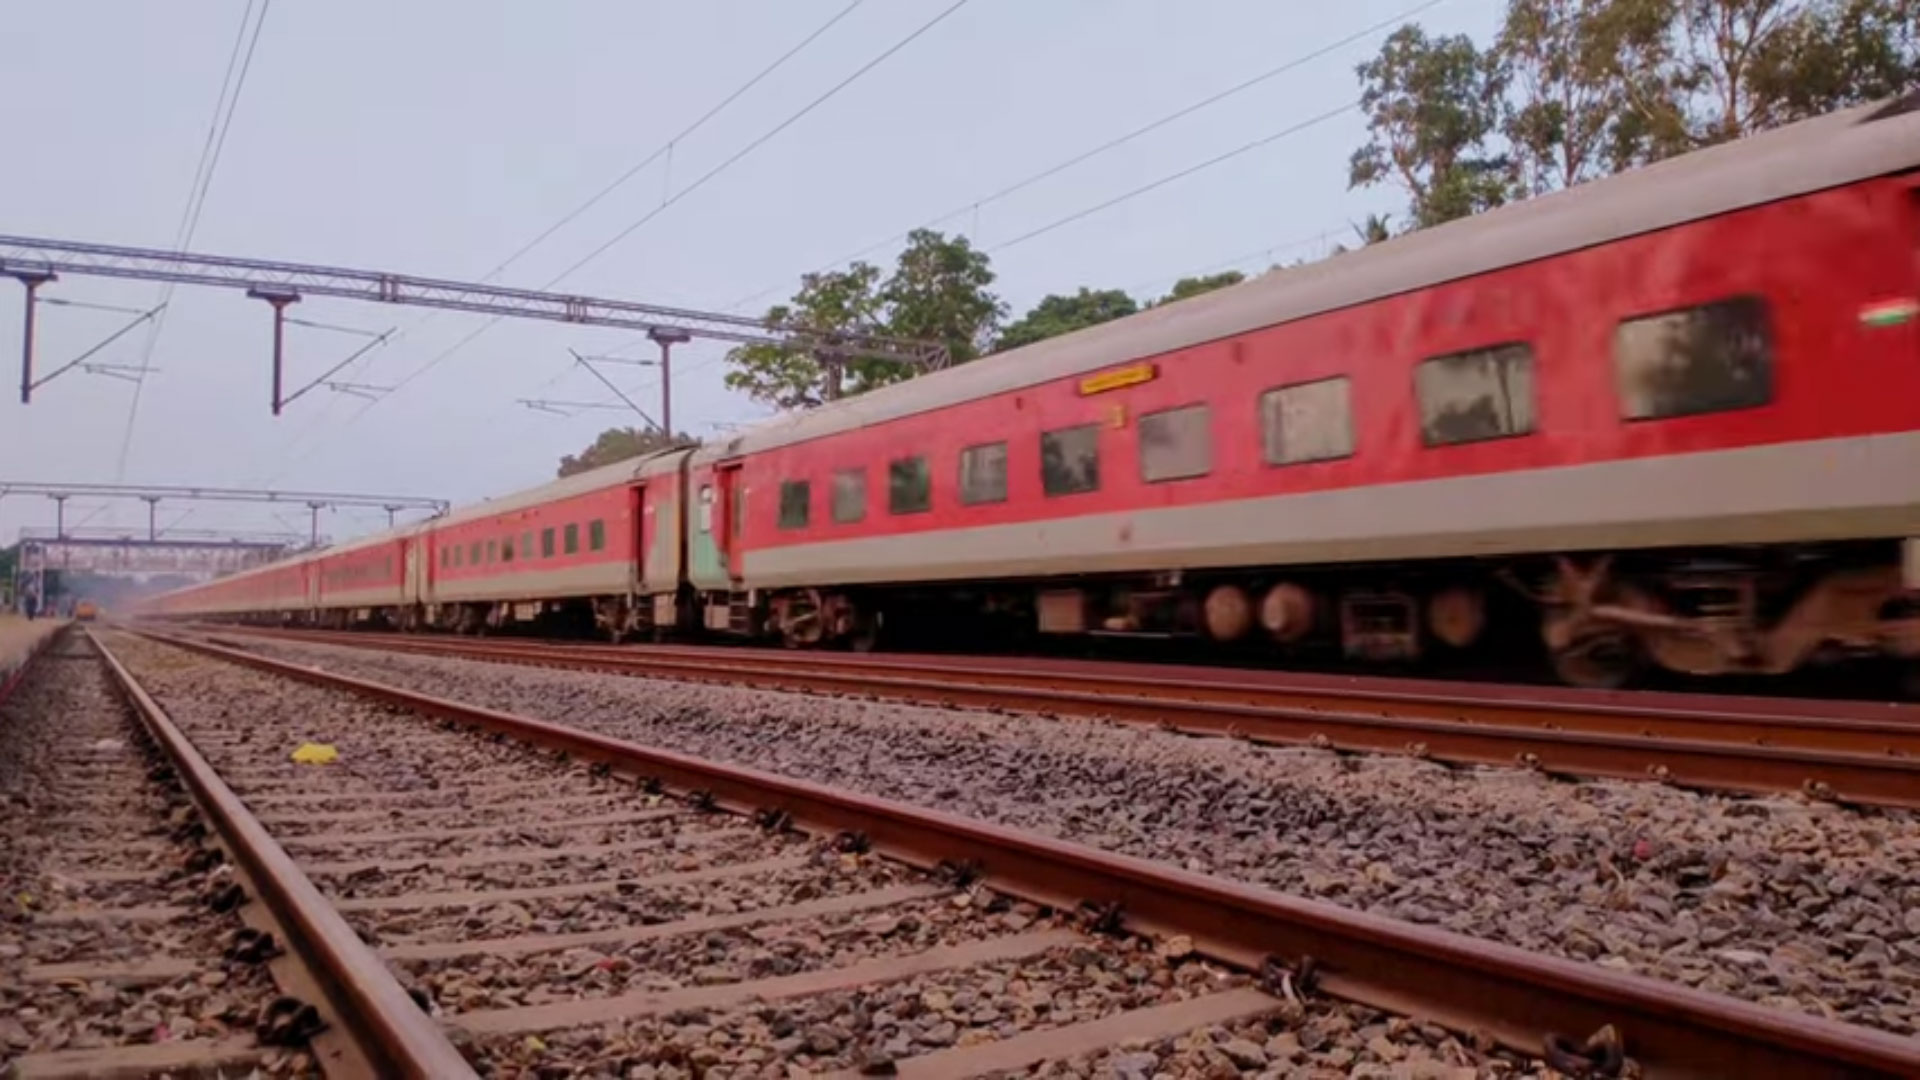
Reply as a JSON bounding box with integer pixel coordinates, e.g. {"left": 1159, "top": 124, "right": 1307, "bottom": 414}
{"left": 1860, "top": 298, "right": 1920, "bottom": 327}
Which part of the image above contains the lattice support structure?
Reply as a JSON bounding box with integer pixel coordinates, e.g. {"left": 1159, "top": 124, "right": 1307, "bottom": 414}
{"left": 0, "top": 233, "right": 949, "bottom": 411}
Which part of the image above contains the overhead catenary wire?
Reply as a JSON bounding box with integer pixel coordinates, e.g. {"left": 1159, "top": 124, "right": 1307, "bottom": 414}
{"left": 261, "top": 0, "right": 870, "bottom": 474}
{"left": 722, "top": 0, "right": 1446, "bottom": 314}
{"left": 381, "top": 0, "right": 975, "bottom": 401}
{"left": 262, "top": 1, "right": 940, "bottom": 483}
{"left": 115, "top": 0, "right": 273, "bottom": 480}
{"left": 662, "top": 102, "right": 1358, "bottom": 390}
{"left": 988, "top": 101, "right": 1359, "bottom": 254}
{"left": 280, "top": 0, "right": 976, "bottom": 477}
{"left": 473, "top": 0, "right": 871, "bottom": 289}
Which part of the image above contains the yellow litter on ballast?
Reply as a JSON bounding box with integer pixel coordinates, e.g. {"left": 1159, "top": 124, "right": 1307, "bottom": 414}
{"left": 290, "top": 742, "right": 339, "bottom": 765}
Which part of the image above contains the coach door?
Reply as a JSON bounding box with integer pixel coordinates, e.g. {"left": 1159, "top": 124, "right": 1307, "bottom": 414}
{"left": 628, "top": 483, "right": 647, "bottom": 593}
{"left": 402, "top": 540, "right": 421, "bottom": 605}
{"left": 716, "top": 463, "right": 745, "bottom": 584}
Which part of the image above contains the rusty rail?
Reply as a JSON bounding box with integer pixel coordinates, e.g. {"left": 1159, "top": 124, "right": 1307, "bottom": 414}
{"left": 87, "top": 629, "right": 478, "bottom": 1079}
{"left": 137, "top": 627, "right": 1920, "bottom": 1079}
{"left": 191, "top": 624, "right": 1920, "bottom": 810}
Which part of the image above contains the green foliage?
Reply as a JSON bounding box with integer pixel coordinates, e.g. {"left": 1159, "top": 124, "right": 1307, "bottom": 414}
{"left": 880, "top": 229, "right": 1005, "bottom": 364}
{"left": 557, "top": 426, "right": 696, "bottom": 478}
{"left": 724, "top": 231, "right": 1005, "bottom": 409}
{"left": 1500, "top": 0, "right": 1631, "bottom": 191}
{"left": 1153, "top": 271, "right": 1247, "bottom": 307}
{"left": 724, "top": 264, "right": 886, "bottom": 410}
{"left": 999, "top": 288, "right": 1140, "bottom": 351}
{"left": 1353, "top": 213, "right": 1394, "bottom": 246}
{"left": 1348, "top": 25, "right": 1514, "bottom": 228}
{"left": 1749, "top": 0, "right": 1920, "bottom": 123}
{"left": 1354, "top": 1, "right": 1917, "bottom": 224}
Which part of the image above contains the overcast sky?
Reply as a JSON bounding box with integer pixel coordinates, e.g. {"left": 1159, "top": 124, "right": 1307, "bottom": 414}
{"left": 0, "top": 0, "right": 1502, "bottom": 549}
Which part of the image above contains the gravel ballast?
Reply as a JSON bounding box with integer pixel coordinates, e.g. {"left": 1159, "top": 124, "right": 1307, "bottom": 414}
{"left": 227, "top": 634, "right": 1920, "bottom": 1038}
{"left": 105, "top": 632, "right": 1576, "bottom": 1076}
{"left": 0, "top": 635, "right": 307, "bottom": 1074}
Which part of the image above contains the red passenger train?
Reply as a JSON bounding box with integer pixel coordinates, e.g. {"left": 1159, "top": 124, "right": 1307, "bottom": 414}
{"left": 145, "top": 96, "right": 1920, "bottom": 687}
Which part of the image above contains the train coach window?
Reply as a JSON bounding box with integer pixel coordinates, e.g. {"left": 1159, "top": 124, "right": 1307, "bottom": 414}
{"left": 468, "top": 541, "right": 481, "bottom": 565}
{"left": 589, "top": 519, "right": 607, "bottom": 551}
{"left": 541, "top": 528, "right": 555, "bottom": 557}
{"left": 831, "top": 470, "right": 866, "bottom": 524}
{"left": 1262, "top": 377, "right": 1355, "bottom": 465}
{"left": 564, "top": 523, "right": 580, "bottom": 554}
{"left": 959, "top": 443, "right": 1008, "bottom": 505}
{"left": 779, "top": 480, "right": 811, "bottom": 530}
{"left": 698, "top": 485, "right": 715, "bottom": 534}
{"left": 1615, "top": 297, "right": 1773, "bottom": 420}
{"left": 486, "top": 539, "right": 498, "bottom": 564}
{"left": 502, "top": 537, "right": 514, "bottom": 564}
{"left": 1139, "top": 404, "right": 1212, "bottom": 482}
{"left": 1042, "top": 424, "right": 1101, "bottom": 497}
{"left": 520, "top": 531, "right": 533, "bottom": 560}
{"left": 889, "top": 456, "right": 932, "bottom": 514}
{"left": 1415, "top": 343, "right": 1536, "bottom": 446}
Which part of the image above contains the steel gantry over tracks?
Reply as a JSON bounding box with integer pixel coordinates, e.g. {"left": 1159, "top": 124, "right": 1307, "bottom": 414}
{"left": 0, "top": 233, "right": 950, "bottom": 414}
{"left": 0, "top": 481, "right": 450, "bottom": 545}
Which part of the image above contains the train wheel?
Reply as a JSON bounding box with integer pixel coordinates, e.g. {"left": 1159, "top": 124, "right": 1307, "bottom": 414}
{"left": 847, "top": 610, "right": 882, "bottom": 653}
{"left": 778, "top": 589, "right": 826, "bottom": 649}
{"left": 1551, "top": 633, "right": 1642, "bottom": 689}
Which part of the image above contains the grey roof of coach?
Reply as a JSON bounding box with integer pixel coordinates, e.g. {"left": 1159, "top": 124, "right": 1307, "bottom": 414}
{"left": 695, "top": 94, "right": 1920, "bottom": 465}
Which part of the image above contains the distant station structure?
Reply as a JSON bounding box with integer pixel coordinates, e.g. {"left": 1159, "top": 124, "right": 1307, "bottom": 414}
{"left": 0, "top": 481, "right": 448, "bottom": 546}
{"left": 0, "top": 481, "right": 448, "bottom": 615}
{"left": 16, "top": 527, "right": 304, "bottom": 575}
{"left": 0, "top": 233, "right": 945, "bottom": 418}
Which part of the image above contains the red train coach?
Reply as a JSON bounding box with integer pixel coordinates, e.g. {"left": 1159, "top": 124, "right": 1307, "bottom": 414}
{"left": 686, "top": 94, "right": 1920, "bottom": 685}
{"left": 415, "top": 449, "right": 688, "bottom": 636}
{"left": 308, "top": 530, "right": 411, "bottom": 627}
{"left": 146, "top": 95, "right": 1920, "bottom": 687}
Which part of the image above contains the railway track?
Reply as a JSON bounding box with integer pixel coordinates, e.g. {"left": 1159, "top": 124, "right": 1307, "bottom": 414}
{"left": 0, "top": 628, "right": 429, "bottom": 1078}
{"left": 187, "top": 623, "right": 1920, "bottom": 810}
{"left": 15, "top": 623, "right": 1893, "bottom": 1077}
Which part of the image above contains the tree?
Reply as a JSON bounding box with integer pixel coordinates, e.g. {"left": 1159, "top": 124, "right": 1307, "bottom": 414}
{"left": 1153, "top": 271, "right": 1247, "bottom": 306}
{"left": 724, "top": 264, "right": 886, "bottom": 410}
{"left": 724, "top": 230, "right": 1006, "bottom": 410}
{"left": 1751, "top": 0, "right": 1920, "bottom": 122}
{"left": 557, "top": 426, "right": 695, "bottom": 478}
{"left": 998, "top": 288, "right": 1139, "bottom": 351}
{"left": 1500, "top": 0, "right": 1630, "bottom": 192}
{"left": 1353, "top": 214, "right": 1394, "bottom": 245}
{"left": 1593, "top": 0, "right": 1917, "bottom": 160}
{"left": 1348, "top": 25, "right": 1513, "bottom": 228}
{"left": 878, "top": 229, "right": 1005, "bottom": 365}
{"left": 1351, "top": 1, "right": 1916, "bottom": 226}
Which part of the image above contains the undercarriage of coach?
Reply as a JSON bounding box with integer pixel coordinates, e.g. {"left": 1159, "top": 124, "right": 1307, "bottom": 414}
{"left": 746, "top": 539, "right": 1920, "bottom": 689}
{"left": 1517, "top": 544, "right": 1920, "bottom": 687}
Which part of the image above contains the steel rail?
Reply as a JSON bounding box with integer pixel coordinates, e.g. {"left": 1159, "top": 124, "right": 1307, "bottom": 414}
{"left": 86, "top": 629, "right": 478, "bottom": 1079}
{"left": 137, "top": 627, "right": 1920, "bottom": 1079}
{"left": 193, "top": 625, "right": 1920, "bottom": 809}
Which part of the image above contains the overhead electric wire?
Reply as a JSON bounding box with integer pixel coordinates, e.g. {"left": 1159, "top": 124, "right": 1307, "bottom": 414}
{"left": 285, "top": 0, "right": 975, "bottom": 472}
{"left": 539, "top": 0, "right": 974, "bottom": 293}
{"left": 666, "top": 99, "right": 1358, "bottom": 389}
{"left": 723, "top": 0, "right": 1446, "bottom": 314}
{"left": 474, "top": 0, "right": 870, "bottom": 287}
{"left": 115, "top": 0, "right": 273, "bottom": 479}
{"left": 988, "top": 101, "right": 1359, "bottom": 253}
{"left": 258, "top": 1, "right": 872, "bottom": 482}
